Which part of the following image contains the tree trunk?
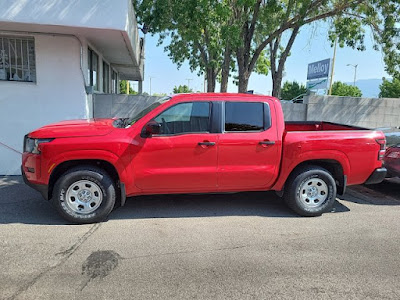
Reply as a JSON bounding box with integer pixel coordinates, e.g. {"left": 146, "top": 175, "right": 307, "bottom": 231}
{"left": 206, "top": 68, "right": 216, "bottom": 92}
{"left": 238, "top": 72, "right": 250, "bottom": 93}
{"left": 270, "top": 27, "right": 300, "bottom": 99}
{"left": 220, "top": 45, "right": 231, "bottom": 93}
{"left": 272, "top": 73, "right": 283, "bottom": 98}
{"left": 236, "top": 48, "right": 250, "bottom": 93}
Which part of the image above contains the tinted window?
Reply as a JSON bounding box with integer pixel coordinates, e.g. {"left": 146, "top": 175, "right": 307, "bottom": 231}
{"left": 225, "top": 102, "right": 264, "bottom": 131}
{"left": 154, "top": 102, "right": 210, "bottom": 134}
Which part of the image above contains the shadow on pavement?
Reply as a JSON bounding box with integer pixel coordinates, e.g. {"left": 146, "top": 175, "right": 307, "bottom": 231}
{"left": 0, "top": 176, "right": 68, "bottom": 225}
{"left": 1, "top": 176, "right": 349, "bottom": 225}
{"left": 111, "top": 192, "right": 350, "bottom": 221}
{"left": 345, "top": 179, "right": 400, "bottom": 206}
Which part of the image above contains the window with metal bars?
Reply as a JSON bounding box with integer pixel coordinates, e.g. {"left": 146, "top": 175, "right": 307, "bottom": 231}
{"left": 0, "top": 36, "right": 36, "bottom": 83}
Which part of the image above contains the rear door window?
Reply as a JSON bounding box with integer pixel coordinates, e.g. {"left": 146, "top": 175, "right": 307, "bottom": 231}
{"left": 225, "top": 102, "right": 266, "bottom": 132}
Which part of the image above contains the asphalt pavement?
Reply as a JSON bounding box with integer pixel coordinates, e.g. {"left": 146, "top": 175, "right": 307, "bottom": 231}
{"left": 1, "top": 176, "right": 400, "bottom": 300}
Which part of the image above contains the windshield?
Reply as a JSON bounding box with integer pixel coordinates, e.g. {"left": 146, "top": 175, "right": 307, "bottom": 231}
{"left": 127, "top": 96, "right": 171, "bottom": 127}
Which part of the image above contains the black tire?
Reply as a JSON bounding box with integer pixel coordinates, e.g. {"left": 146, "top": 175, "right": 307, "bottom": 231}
{"left": 51, "top": 166, "right": 116, "bottom": 224}
{"left": 284, "top": 165, "right": 336, "bottom": 217}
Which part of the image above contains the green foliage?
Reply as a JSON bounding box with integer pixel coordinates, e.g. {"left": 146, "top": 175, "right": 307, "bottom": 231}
{"left": 173, "top": 85, "right": 193, "bottom": 94}
{"left": 119, "top": 80, "right": 138, "bottom": 95}
{"left": 134, "top": 0, "right": 235, "bottom": 91}
{"left": 280, "top": 81, "right": 308, "bottom": 100}
{"left": 331, "top": 82, "right": 362, "bottom": 97}
{"left": 379, "top": 78, "right": 400, "bottom": 98}
{"left": 254, "top": 50, "right": 270, "bottom": 76}
{"left": 153, "top": 93, "right": 168, "bottom": 97}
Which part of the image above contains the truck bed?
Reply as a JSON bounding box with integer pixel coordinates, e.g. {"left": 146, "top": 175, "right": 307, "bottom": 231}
{"left": 277, "top": 121, "right": 384, "bottom": 188}
{"left": 285, "top": 121, "right": 366, "bottom": 132}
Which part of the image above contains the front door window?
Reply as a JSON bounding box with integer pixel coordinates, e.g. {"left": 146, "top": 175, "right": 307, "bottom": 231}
{"left": 154, "top": 102, "right": 211, "bottom": 135}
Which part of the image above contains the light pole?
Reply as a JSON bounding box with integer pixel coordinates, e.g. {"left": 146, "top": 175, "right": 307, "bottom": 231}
{"left": 347, "top": 64, "right": 358, "bottom": 86}
{"left": 149, "top": 76, "right": 155, "bottom": 96}
{"left": 186, "top": 78, "right": 193, "bottom": 90}
{"left": 328, "top": 39, "right": 338, "bottom": 96}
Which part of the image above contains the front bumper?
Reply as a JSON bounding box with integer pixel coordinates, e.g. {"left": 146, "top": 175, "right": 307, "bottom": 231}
{"left": 21, "top": 166, "right": 49, "bottom": 200}
{"left": 364, "top": 167, "right": 387, "bottom": 185}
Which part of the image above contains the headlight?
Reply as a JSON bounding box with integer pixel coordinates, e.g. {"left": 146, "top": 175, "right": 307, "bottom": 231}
{"left": 24, "top": 136, "right": 54, "bottom": 154}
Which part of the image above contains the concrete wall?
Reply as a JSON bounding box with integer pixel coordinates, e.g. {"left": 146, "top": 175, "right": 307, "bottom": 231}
{"left": 282, "top": 95, "right": 400, "bottom": 129}
{"left": 280, "top": 102, "right": 307, "bottom": 121}
{"left": 93, "top": 94, "right": 162, "bottom": 118}
{"left": 306, "top": 95, "right": 400, "bottom": 128}
{"left": 96, "top": 94, "right": 400, "bottom": 129}
{"left": 0, "top": 34, "right": 87, "bottom": 175}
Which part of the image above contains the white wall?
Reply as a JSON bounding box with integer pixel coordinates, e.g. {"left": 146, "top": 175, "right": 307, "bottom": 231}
{"left": 0, "top": 34, "right": 87, "bottom": 175}
{"left": 0, "top": 0, "right": 128, "bottom": 31}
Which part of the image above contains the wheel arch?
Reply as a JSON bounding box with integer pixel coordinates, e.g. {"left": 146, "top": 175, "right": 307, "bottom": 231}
{"left": 281, "top": 159, "right": 347, "bottom": 196}
{"left": 48, "top": 159, "right": 126, "bottom": 206}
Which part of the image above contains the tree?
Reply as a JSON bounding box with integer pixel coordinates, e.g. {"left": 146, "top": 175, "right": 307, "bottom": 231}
{"left": 134, "top": 0, "right": 234, "bottom": 93}
{"left": 379, "top": 78, "right": 400, "bottom": 98}
{"left": 331, "top": 82, "right": 362, "bottom": 97}
{"left": 135, "top": 0, "right": 272, "bottom": 93}
{"left": 135, "top": 1, "right": 399, "bottom": 96}
{"left": 280, "top": 81, "right": 308, "bottom": 100}
{"left": 231, "top": 0, "right": 399, "bottom": 96}
{"left": 119, "top": 80, "right": 138, "bottom": 95}
{"left": 173, "top": 85, "right": 193, "bottom": 94}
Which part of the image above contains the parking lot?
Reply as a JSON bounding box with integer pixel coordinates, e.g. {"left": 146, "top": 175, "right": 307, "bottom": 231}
{"left": 1, "top": 177, "right": 400, "bottom": 300}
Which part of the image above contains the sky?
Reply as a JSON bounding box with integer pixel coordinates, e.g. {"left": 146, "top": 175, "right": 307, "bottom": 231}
{"left": 138, "top": 21, "right": 389, "bottom": 96}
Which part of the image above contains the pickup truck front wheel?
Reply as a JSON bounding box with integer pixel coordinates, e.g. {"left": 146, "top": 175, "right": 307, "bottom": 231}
{"left": 52, "top": 166, "right": 116, "bottom": 224}
{"left": 284, "top": 166, "right": 336, "bottom": 217}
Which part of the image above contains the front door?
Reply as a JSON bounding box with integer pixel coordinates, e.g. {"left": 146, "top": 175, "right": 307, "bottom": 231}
{"left": 218, "top": 101, "right": 280, "bottom": 190}
{"left": 134, "top": 101, "right": 218, "bottom": 192}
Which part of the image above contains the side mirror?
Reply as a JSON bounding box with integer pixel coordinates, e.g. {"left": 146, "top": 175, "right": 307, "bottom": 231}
{"left": 141, "top": 121, "right": 161, "bottom": 138}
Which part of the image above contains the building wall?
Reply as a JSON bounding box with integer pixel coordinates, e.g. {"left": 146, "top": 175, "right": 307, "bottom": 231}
{"left": 0, "top": 0, "right": 128, "bottom": 31}
{"left": 0, "top": 34, "right": 87, "bottom": 175}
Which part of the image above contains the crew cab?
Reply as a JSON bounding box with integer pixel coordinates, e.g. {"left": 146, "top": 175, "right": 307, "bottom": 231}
{"left": 22, "top": 93, "right": 387, "bottom": 223}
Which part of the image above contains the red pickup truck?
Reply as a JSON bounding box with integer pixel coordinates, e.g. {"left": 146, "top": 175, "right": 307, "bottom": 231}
{"left": 22, "top": 93, "right": 387, "bottom": 223}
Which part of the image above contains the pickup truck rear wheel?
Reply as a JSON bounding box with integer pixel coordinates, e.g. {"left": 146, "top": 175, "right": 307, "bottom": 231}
{"left": 284, "top": 166, "right": 336, "bottom": 217}
{"left": 52, "top": 166, "right": 116, "bottom": 224}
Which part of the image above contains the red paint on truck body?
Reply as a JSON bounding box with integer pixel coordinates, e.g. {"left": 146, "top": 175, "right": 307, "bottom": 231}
{"left": 22, "top": 93, "right": 385, "bottom": 198}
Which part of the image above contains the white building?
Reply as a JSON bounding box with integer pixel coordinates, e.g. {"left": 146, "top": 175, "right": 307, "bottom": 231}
{"left": 0, "top": 0, "right": 145, "bottom": 175}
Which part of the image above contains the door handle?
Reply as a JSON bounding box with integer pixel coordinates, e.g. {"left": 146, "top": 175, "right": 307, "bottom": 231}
{"left": 198, "top": 141, "right": 216, "bottom": 147}
{"left": 259, "top": 141, "right": 275, "bottom": 146}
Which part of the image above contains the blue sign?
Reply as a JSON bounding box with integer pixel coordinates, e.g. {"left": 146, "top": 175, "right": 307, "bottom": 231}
{"left": 307, "top": 59, "right": 331, "bottom": 80}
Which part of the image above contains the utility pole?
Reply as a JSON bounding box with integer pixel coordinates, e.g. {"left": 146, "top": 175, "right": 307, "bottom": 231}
{"left": 328, "top": 39, "right": 338, "bottom": 96}
{"left": 126, "top": 80, "right": 130, "bottom": 95}
{"left": 347, "top": 64, "right": 358, "bottom": 86}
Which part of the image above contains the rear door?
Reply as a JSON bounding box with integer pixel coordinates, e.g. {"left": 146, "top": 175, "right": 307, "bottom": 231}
{"left": 134, "top": 101, "right": 219, "bottom": 192}
{"left": 217, "top": 101, "right": 280, "bottom": 190}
